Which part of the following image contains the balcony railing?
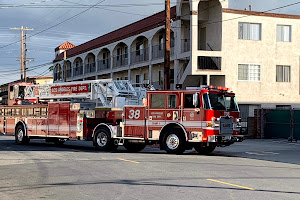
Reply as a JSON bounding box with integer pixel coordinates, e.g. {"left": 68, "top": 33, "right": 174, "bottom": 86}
{"left": 98, "top": 59, "right": 110, "bottom": 71}
{"left": 152, "top": 42, "right": 175, "bottom": 60}
{"left": 112, "top": 54, "right": 128, "bottom": 68}
{"left": 84, "top": 62, "right": 96, "bottom": 74}
{"left": 181, "top": 39, "right": 190, "bottom": 53}
{"left": 198, "top": 56, "right": 221, "bottom": 70}
{"left": 130, "top": 48, "right": 149, "bottom": 64}
{"left": 54, "top": 72, "right": 62, "bottom": 81}
{"left": 66, "top": 69, "right": 72, "bottom": 78}
{"left": 73, "top": 66, "right": 83, "bottom": 76}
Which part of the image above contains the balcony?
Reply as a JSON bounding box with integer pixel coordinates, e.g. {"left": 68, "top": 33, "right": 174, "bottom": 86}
{"left": 54, "top": 72, "right": 62, "bottom": 81}
{"left": 73, "top": 66, "right": 83, "bottom": 76}
{"left": 98, "top": 59, "right": 110, "bottom": 71}
{"left": 181, "top": 39, "right": 190, "bottom": 53}
{"left": 66, "top": 69, "right": 72, "bottom": 78}
{"left": 113, "top": 54, "right": 128, "bottom": 68}
{"left": 84, "top": 62, "right": 96, "bottom": 74}
{"left": 130, "top": 48, "right": 149, "bottom": 64}
{"left": 198, "top": 56, "right": 221, "bottom": 70}
{"left": 152, "top": 42, "right": 175, "bottom": 60}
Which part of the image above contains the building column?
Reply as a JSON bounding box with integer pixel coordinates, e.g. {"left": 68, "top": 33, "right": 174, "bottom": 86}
{"left": 149, "top": 64, "right": 152, "bottom": 84}
{"left": 207, "top": 75, "right": 210, "bottom": 86}
{"left": 95, "top": 57, "right": 99, "bottom": 80}
{"left": 174, "top": 59, "right": 179, "bottom": 87}
{"left": 174, "top": 20, "right": 181, "bottom": 55}
{"left": 128, "top": 67, "right": 131, "bottom": 82}
{"left": 190, "top": 1, "right": 199, "bottom": 72}
{"left": 110, "top": 55, "right": 113, "bottom": 79}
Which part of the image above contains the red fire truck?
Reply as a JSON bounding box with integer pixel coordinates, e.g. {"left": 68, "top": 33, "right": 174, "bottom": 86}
{"left": 0, "top": 80, "right": 243, "bottom": 154}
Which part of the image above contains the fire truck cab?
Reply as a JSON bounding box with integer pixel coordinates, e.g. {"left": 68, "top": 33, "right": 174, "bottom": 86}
{"left": 115, "top": 86, "right": 243, "bottom": 154}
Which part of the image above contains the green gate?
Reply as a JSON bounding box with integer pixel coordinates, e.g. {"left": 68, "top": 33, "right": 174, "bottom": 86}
{"left": 294, "top": 110, "right": 300, "bottom": 140}
{"left": 263, "top": 109, "right": 299, "bottom": 140}
{"left": 264, "top": 110, "right": 291, "bottom": 139}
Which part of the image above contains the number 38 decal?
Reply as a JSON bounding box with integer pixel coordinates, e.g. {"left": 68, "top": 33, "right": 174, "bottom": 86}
{"left": 128, "top": 109, "right": 140, "bottom": 119}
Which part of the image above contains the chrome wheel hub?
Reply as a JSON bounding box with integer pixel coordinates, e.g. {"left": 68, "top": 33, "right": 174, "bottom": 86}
{"left": 17, "top": 129, "right": 24, "bottom": 142}
{"left": 166, "top": 134, "right": 179, "bottom": 150}
{"left": 97, "top": 132, "right": 108, "bottom": 147}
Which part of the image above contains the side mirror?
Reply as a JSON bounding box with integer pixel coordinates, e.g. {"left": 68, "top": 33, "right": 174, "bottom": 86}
{"left": 193, "top": 93, "right": 199, "bottom": 107}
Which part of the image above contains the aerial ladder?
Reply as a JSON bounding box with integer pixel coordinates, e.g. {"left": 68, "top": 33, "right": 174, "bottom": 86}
{"left": 21, "top": 79, "right": 147, "bottom": 108}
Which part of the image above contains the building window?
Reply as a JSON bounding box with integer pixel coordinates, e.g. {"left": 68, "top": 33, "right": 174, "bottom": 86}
{"left": 159, "top": 70, "right": 164, "bottom": 86}
{"left": 277, "top": 25, "right": 291, "bottom": 42}
{"left": 238, "top": 64, "right": 261, "bottom": 81}
{"left": 136, "top": 42, "right": 144, "bottom": 56}
{"left": 159, "top": 35, "right": 164, "bottom": 50}
{"left": 276, "top": 65, "right": 290, "bottom": 82}
{"left": 239, "top": 22, "right": 261, "bottom": 40}
{"left": 136, "top": 74, "right": 141, "bottom": 83}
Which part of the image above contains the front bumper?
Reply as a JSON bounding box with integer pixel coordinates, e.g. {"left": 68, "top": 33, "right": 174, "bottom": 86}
{"left": 208, "top": 135, "right": 244, "bottom": 143}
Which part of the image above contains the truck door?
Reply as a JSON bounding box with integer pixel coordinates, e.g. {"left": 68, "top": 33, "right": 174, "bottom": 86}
{"left": 182, "top": 93, "right": 202, "bottom": 134}
{"left": 123, "top": 106, "right": 146, "bottom": 138}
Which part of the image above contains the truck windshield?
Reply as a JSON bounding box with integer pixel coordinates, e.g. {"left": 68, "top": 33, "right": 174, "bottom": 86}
{"left": 204, "top": 93, "right": 239, "bottom": 111}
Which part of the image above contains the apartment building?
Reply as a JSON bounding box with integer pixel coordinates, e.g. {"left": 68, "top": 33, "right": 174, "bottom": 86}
{"left": 53, "top": 0, "right": 300, "bottom": 122}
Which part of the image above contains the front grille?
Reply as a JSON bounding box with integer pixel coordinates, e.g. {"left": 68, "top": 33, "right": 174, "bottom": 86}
{"left": 220, "top": 117, "right": 233, "bottom": 134}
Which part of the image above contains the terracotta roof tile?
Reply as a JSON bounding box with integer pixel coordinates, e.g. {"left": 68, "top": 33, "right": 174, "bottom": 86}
{"left": 54, "top": 6, "right": 176, "bottom": 63}
{"left": 55, "top": 41, "right": 76, "bottom": 52}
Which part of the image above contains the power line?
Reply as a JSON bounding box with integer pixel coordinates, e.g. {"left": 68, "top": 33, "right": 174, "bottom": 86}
{"left": 0, "top": 0, "right": 107, "bottom": 50}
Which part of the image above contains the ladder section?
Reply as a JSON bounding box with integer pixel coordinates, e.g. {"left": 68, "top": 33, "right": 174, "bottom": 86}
{"left": 24, "top": 79, "right": 145, "bottom": 108}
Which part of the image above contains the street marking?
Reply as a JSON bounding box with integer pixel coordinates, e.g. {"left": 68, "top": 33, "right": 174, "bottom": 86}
{"left": 118, "top": 158, "right": 140, "bottom": 164}
{"left": 245, "top": 151, "right": 279, "bottom": 156}
{"left": 207, "top": 179, "right": 254, "bottom": 191}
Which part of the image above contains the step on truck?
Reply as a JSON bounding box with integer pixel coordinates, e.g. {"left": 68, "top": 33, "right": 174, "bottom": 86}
{"left": 0, "top": 80, "right": 243, "bottom": 154}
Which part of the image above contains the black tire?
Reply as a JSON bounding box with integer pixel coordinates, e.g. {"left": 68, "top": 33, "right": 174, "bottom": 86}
{"left": 15, "top": 125, "right": 29, "bottom": 145}
{"left": 93, "top": 128, "right": 117, "bottom": 151}
{"left": 194, "top": 144, "right": 216, "bottom": 155}
{"left": 53, "top": 138, "right": 66, "bottom": 146}
{"left": 124, "top": 141, "right": 146, "bottom": 152}
{"left": 162, "top": 129, "right": 185, "bottom": 154}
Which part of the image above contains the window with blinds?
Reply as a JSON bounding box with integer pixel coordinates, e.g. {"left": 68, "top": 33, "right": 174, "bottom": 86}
{"left": 276, "top": 65, "right": 290, "bottom": 82}
{"left": 277, "top": 25, "right": 291, "bottom": 42}
{"left": 239, "top": 22, "right": 261, "bottom": 40}
{"left": 238, "top": 64, "right": 261, "bottom": 81}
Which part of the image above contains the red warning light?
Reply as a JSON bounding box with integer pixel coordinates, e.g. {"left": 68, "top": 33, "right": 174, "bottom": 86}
{"left": 209, "top": 85, "right": 214, "bottom": 89}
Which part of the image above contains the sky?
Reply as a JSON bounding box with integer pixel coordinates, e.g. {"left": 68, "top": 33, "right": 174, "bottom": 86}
{"left": 0, "top": 0, "right": 299, "bottom": 85}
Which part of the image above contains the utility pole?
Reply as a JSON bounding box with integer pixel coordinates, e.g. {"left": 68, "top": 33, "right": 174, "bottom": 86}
{"left": 23, "top": 31, "right": 34, "bottom": 82}
{"left": 164, "top": 0, "right": 171, "bottom": 90}
{"left": 10, "top": 26, "right": 34, "bottom": 81}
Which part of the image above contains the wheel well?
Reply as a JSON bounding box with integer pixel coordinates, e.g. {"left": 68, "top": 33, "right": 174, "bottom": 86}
{"left": 15, "top": 121, "right": 26, "bottom": 136}
{"left": 92, "top": 124, "right": 111, "bottom": 138}
{"left": 159, "top": 123, "right": 187, "bottom": 145}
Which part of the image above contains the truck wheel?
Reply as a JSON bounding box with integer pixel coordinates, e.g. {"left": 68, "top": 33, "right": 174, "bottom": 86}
{"left": 15, "top": 125, "right": 29, "bottom": 145}
{"left": 93, "top": 128, "right": 117, "bottom": 151}
{"left": 162, "top": 129, "right": 185, "bottom": 154}
{"left": 124, "top": 141, "right": 146, "bottom": 152}
{"left": 194, "top": 145, "right": 216, "bottom": 155}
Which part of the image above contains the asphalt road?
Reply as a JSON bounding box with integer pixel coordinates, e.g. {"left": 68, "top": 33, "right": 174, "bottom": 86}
{"left": 0, "top": 135, "right": 300, "bottom": 200}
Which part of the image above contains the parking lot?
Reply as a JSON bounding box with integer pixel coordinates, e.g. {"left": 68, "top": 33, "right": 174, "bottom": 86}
{"left": 0, "top": 135, "right": 300, "bottom": 200}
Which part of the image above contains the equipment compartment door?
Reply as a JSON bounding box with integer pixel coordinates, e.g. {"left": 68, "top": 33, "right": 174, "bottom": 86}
{"left": 48, "top": 103, "right": 59, "bottom": 136}
{"left": 58, "top": 102, "right": 70, "bottom": 137}
{"left": 123, "top": 106, "right": 146, "bottom": 138}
